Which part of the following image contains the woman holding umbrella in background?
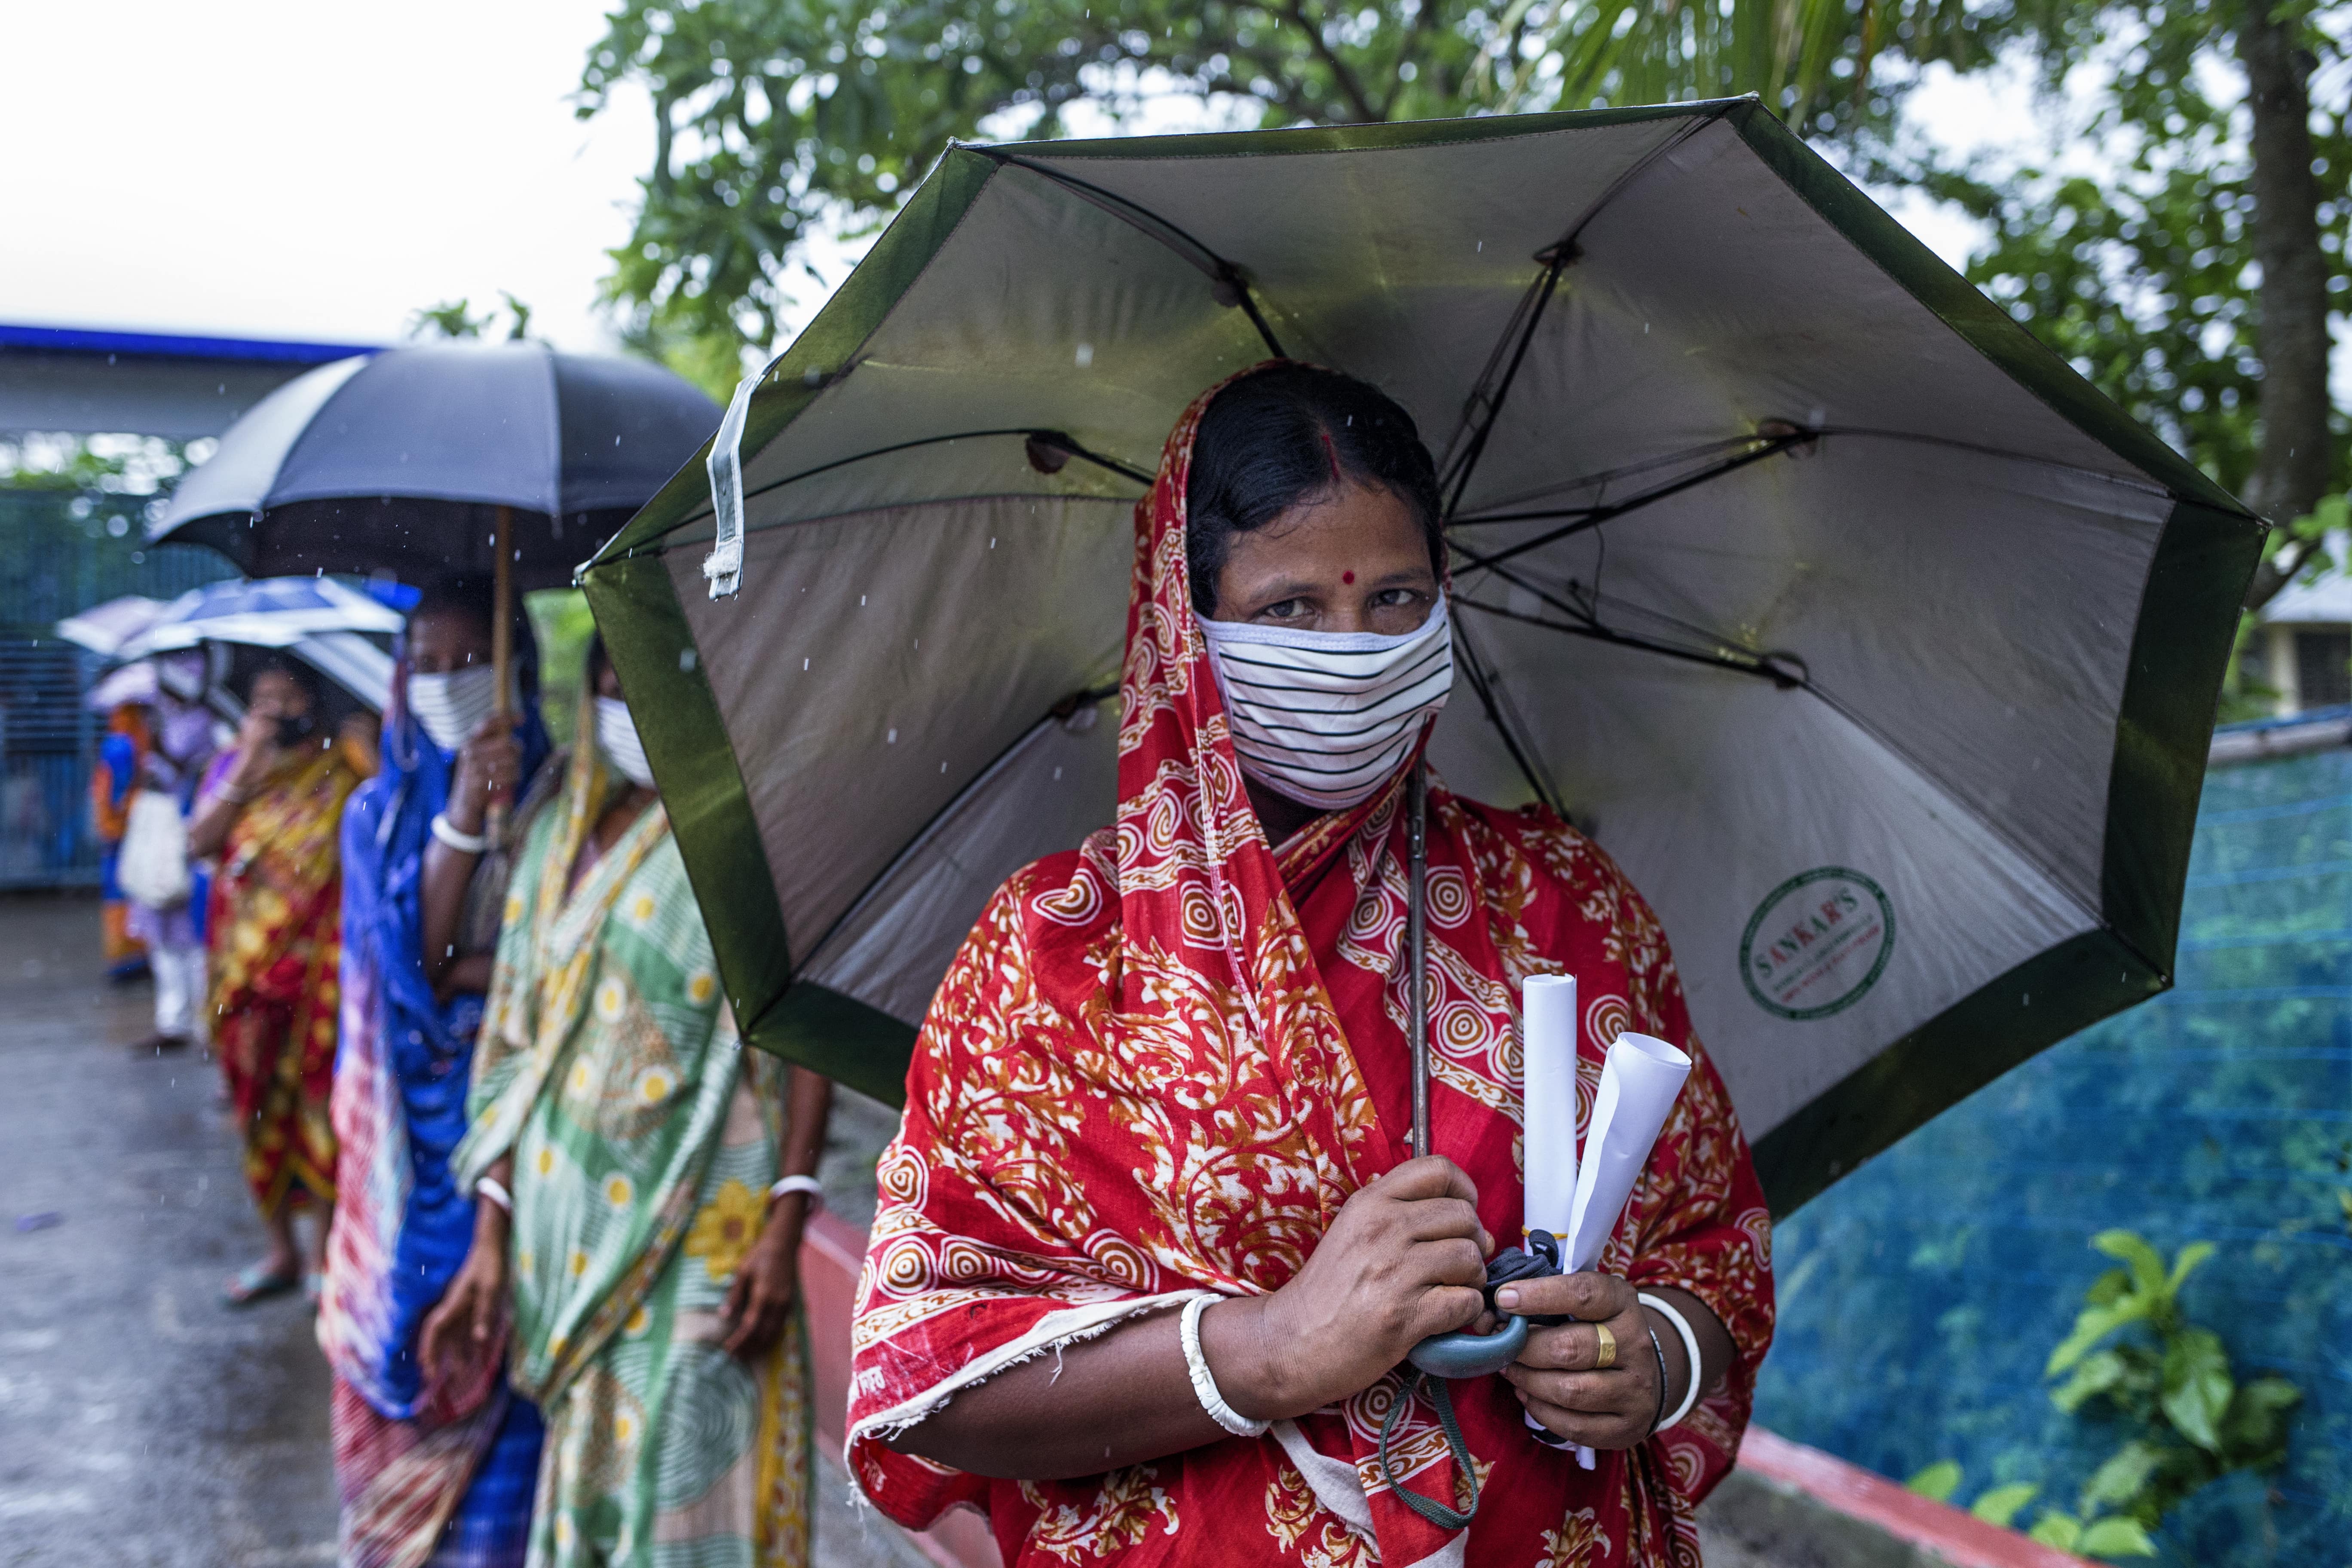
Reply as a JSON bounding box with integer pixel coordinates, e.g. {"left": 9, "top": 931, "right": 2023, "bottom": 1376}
{"left": 190, "top": 655, "right": 374, "bottom": 1305}
{"left": 322, "top": 576, "right": 558, "bottom": 1568}
{"left": 425, "top": 636, "right": 834, "bottom": 1568}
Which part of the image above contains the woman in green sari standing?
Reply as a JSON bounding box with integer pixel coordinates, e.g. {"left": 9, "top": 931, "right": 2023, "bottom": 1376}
{"left": 423, "top": 637, "right": 833, "bottom": 1568}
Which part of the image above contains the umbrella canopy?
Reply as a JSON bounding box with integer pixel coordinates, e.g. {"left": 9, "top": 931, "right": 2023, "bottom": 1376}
{"left": 56, "top": 595, "right": 171, "bottom": 658}
{"left": 579, "top": 101, "right": 2261, "bottom": 1213}
{"left": 150, "top": 342, "right": 723, "bottom": 589}
{"left": 85, "top": 660, "right": 159, "bottom": 711}
{"left": 118, "top": 576, "right": 404, "bottom": 655}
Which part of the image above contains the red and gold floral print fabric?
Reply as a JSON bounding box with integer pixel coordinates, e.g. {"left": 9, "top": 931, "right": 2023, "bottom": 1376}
{"left": 847, "top": 368, "right": 1773, "bottom": 1566}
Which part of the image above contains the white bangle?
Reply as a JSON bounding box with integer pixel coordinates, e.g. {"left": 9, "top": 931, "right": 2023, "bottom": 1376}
{"left": 1638, "top": 1291, "right": 1706, "bottom": 1431}
{"left": 1179, "top": 1294, "right": 1269, "bottom": 1437}
{"left": 767, "top": 1174, "right": 823, "bottom": 1207}
{"left": 431, "top": 812, "right": 490, "bottom": 854}
{"left": 475, "top": 1176, "right": 514, "bottom": 1215}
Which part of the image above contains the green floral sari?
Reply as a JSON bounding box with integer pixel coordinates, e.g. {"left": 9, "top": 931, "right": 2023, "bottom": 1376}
{"left": 457, "top": 738, "right": 809, "bottom": 1568}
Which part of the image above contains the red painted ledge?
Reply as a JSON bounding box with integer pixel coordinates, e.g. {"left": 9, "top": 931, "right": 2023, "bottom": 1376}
{"left": 801, "top": 1214, "right": 2083, "bottom": 1568}
{"left": 1733, "top": 1425, "right": 2092, "bottom": 1568}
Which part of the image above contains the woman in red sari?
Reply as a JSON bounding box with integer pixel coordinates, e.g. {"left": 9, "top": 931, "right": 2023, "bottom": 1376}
{"left": 847, "top": 365, "right": 1773, "bottom": 1565}
{"left": 191, "top": 656, "right": 371, "bottom": 1305}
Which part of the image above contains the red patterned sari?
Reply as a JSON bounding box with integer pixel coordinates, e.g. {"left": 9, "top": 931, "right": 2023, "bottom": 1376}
{"left": 847, "top": 374, "right": 1774, "bottom": 1566}
{"left": 208, "top": 743, "right": 365, "bottom": 1216}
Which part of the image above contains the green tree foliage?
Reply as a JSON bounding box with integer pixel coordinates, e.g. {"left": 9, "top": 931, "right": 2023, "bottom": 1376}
{"left": 407, "top": 293, "right": 537, "bottom": 342}
{"left": 1904, "top": 1229, "right": 2301, "bottom": 1560}
{"left": 1923, "top": 9, "right": 2344, "bottom": 499}
{"left": 576, "top": 0, "right": 1995, "bottom": 376}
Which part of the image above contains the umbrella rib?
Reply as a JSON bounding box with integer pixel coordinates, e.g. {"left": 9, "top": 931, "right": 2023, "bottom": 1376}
{"left": 1452, "top": 594, "right": 1802, "bottom": 686}
{"left": 1456, "top": 433, "right": 1810, "bottom": 565}
{"left": 659, "top": 428, "right": 1155, "bottom": 534}
{"left": 1457, "top": 595, "right": 2113, "bottom": 939}
{"left": 970, "top": 149, "right": 1288, "bottom": 359}
{"left": 1434, "top": 108, "right": 1729, "bottom": 514}
{"left": 1449, "top": 612, "right": 1566, "bottom": 817}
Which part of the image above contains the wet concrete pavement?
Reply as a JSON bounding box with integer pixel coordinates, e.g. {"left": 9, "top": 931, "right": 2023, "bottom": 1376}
{"left": 0, "top": 895, "right": 931, "bottom": 1568}
{"left": 0, "top": 893, "right": 337, "bottom": 1567}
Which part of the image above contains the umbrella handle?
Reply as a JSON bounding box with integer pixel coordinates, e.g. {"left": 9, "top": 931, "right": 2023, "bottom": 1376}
{"left": 487, "top": 504, "right": 514, "bottom": 844}
{"left": 1408, "top": 758, "right": 1429, "bottom": 1159}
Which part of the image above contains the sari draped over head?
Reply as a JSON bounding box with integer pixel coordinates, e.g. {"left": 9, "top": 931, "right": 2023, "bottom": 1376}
{"left": 847, "top": 370, "right": 1775, "bottom": 1567}
{"left": 454, "top": 717, "right": 811, "bottom": 1568}
{"left": 206, "top": 736, "right": 367, "bottom": 1216}
{"left": 321, "top": 660, "right": 553, "bottom": 1568}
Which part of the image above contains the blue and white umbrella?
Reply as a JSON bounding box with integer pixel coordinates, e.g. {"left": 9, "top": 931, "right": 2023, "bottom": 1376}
{"left": 114, "top": 577, "right": 402, "bottom": 711}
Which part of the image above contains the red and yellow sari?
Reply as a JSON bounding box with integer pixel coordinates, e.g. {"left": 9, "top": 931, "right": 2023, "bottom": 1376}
{"left": 207, "top": 741, "right": 366, "bottom": 1217}
{"left": 846, "top": 375, "right": 1774, "bottom": 1566}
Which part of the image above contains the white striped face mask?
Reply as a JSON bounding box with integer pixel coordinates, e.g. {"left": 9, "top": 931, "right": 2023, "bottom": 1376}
{"left": 1199, "top": 594, "right": 1454, "bottom": 809}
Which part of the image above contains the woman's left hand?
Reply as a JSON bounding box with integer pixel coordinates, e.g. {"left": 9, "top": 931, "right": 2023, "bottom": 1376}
{"left": 1495, "top": 1271, "right": 1660, "bottom": 1450}
{"left": 720, "top": 1198, "right": 804, "bottom": 1360}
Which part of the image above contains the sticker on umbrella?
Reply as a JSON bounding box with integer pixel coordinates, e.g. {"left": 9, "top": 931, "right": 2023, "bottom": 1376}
{"left": 1740, "top": 867, "right": 1895, "bottom": 1020}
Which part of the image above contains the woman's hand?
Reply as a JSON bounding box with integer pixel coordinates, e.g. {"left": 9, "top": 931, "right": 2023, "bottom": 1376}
{"left": 444, "top": 713, "right": 521, "bottom": 834}
{"left": 720, "top": 1195, "right": 806, "bottom": 1360}
{"left": 227, "top": 707, "right": 283, "bottom": 793}
{"left": 1495, "top": 1272, "right": 1661, "bottom": 1450}
{"left": 1204, "top": 1155, "right": 1491, "bottom": 1421}
{"left": 419, "top": 1210, "right": 511, "bottom": 1392}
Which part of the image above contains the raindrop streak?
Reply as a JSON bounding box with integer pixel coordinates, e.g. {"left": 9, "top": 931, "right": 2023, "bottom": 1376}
{"left": 1075, "top": 343, "right": 1094, "bottom": 369}
{"left": 887, "top": 729, "right": 897, "bottom": 743}
{"left": 860, "top": 595, "right": 867, "bottom": 606}
{"left": 803, "top": 658, "right": 809, "bottom": 670}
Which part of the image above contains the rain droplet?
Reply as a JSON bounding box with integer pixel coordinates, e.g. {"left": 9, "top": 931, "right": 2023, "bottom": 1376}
{"left": 1053, "top": 766, "right": 1063, "bottom": 780}
{"left": 940, "top": 761, "right": 947, "bottom": 772}
{"left": 1075, "top": 343, "right": 1094, "bottom": 368}
{"left": 677, "top": 649, "right": 696, "bottom": 672}
{"left": 989, "top": 538, "right": 996, "bottom": 549}
{"left": 860, "top": 594, "right": 867, "bottom": 606}
{"left": 802, "top": 657, "right": 809, "bottom": 671}
{"left": 887, "top": 728, "right": 897, "bottom": 743}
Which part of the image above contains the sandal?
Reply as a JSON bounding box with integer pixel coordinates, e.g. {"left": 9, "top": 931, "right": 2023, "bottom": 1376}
{"left": 224, "top": 1261, "right": 300, "bottom": 1307}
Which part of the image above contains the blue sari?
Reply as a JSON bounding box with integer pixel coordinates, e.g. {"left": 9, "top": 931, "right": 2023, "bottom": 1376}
{"left": 322, "top": 674, "right": 551, "bottom": 1568}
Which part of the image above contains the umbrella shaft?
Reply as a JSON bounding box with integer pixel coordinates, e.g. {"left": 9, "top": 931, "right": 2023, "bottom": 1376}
{"left": 1408, "top": 759, "right": 1430, "bottom": 1161}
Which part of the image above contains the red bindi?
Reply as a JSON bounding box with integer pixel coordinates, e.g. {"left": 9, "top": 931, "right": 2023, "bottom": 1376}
{"left": 1342, "top": 570, "right": 1355, "bottom": 584}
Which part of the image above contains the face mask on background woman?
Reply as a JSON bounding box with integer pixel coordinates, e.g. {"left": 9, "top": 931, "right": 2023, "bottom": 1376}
{"left": 596, "top": 696, "right": 657, "bottom": 790}
{"left": 1198, "top": 594, "right": 1455, "bottom": 810}
{"left": 407, "top": 665, "right": 501, "bottom": 753}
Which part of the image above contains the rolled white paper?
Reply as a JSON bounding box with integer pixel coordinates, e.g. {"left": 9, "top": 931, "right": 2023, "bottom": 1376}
{"left": 1520, "top": 974, "right": 1578, "bottom": 1240}
{"left": 1562, "top": 1032, "right": 1692, "bottom": 1275}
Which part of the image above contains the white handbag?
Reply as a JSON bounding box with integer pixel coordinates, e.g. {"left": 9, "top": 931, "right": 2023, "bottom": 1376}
{"left": 117, "top": 789, "right": 193, "bottom": 910}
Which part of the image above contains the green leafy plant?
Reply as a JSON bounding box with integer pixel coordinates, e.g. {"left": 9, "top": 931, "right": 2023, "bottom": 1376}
{"left": 1904, "top": 1461, "right": 2156, "bottom": 1560}
{"left": 2038, "top": 1231, "right": 2301, "bottom": 1539}
{"left": 1901, "top": 1231, "right": 2300, "bottom": 1561}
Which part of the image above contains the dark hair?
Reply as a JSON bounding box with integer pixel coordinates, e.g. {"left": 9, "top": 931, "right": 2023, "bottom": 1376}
{"left": 409, "top": 573, "right": 539, "bottom": 694}
{"left": 245, "top": 652, "right": 321, "bottom": 705}
{"left": 1185, "top": 364, "right": 1444, "bottom": 614}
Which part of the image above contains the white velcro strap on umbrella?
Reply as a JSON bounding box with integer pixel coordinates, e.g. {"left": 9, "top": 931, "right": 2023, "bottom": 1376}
{"left": 704, "top": 354, "right": 781, "bottom": 599}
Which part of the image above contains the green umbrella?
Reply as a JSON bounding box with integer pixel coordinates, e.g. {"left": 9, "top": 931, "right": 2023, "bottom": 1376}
{"left": 580, "top": 100, "right": 2260, "bottom": 1213}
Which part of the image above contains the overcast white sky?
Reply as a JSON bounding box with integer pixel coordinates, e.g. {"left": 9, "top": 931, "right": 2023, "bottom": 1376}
{"left": 1, "top": 3, "right": 2063, "bottom": 356}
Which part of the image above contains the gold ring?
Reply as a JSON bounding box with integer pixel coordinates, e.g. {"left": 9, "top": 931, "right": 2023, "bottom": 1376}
{"left": 1593, "top": 1321, "right": 1617, "bottom": 1369}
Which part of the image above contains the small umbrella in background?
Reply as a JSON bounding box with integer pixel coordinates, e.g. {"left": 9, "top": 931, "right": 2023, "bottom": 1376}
{"left": 111, "top": 578, "right": 405, "bottom": 713}
{"left": 151, "top": 342, "right": 721, "bottom": 747}
{"left": 84, "top": 661, "right": 159, "bottom": 712}
{"left": 55, "top": 596, "right": 171, "bottom": 661}
{"left": 580, "top": 102, "right": 2260, "bottom": 1213}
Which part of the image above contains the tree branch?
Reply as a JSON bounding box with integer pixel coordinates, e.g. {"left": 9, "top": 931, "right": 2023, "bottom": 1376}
{"left": 1278, "top": 0, "right": 1383, "bottom": 122}
{"left": 2237, "top": 0, "right": 2332, "bottom": 608}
